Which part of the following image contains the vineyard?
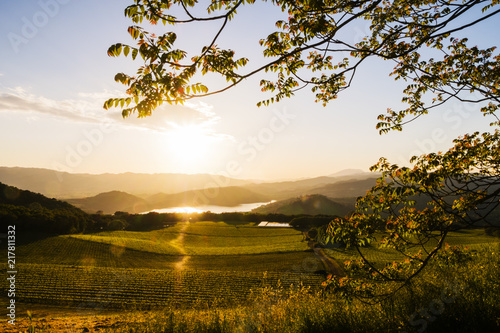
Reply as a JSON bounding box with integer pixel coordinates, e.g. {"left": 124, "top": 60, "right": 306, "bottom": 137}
{"left": 4, "top": 264, "right": 324, "bottom": 309}
{"left": 68, "top": 221, "right": 306, "bottom": 255}
{"left": 1, "top": 222, "right": 498, "bottom": 313}
{"left": 1, "top": 221, "right": 326, "bottom": 311}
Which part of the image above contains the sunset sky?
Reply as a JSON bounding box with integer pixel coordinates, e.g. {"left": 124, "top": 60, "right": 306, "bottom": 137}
{"left": 0, "top": 0, "right": 497, "bottom": 180}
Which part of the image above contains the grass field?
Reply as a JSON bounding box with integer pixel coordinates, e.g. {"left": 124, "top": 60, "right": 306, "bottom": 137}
{"left": 68, "top": 221, "right": 306, "bottom": 255}
{"left": 1, "top": 222, "right": 499, "bottom": 332}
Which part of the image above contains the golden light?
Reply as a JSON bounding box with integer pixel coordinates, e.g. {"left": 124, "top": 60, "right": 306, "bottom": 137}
{"left": 167, "top": 123, "right": 212, "bottom": 167}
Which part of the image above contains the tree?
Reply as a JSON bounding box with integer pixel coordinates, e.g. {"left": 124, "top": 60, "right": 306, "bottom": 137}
{"left": 106, "top": 0, "right": 500, "bottom": 298}
{"left": 105, "top": 0, "right": 500, "bottom": 118}
{"left": 109, "top": 219, "right": 128, "bottom": 231}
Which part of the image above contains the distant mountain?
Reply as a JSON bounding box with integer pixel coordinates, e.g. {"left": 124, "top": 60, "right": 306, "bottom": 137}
{"left": 242, "top": 174, "right": 379, "bottom": 201}
{"left": 0, "top": 167, "right": 251, "bottom": 198}
{"left": 306, "top": 177, "right": 378, "bottom": 198}
{"left": 147, "top": 186, "right": 270, "bottom": 209}
{"left": 252, "top": 194, "right": 352, "bottom": 216}
{"left": 65, "top": 191, "right": 150, "bottom": 214}
{"left": 243, "top": 176, "right": 338, "bottom": 200}
{"left": 328, "top": 169, "right": 368, "bottom": 177}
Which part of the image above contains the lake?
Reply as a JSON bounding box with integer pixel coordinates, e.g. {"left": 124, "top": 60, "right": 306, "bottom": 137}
{"left": 143, "top": 201, "right": 274, "bottom": 214}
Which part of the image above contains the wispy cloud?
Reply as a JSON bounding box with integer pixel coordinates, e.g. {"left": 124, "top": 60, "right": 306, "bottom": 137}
{"left": 0, "top": 87, "right": 115, "bottom": 124}
{"left": 0, "top": 87, "right": 233, "bottom": 141}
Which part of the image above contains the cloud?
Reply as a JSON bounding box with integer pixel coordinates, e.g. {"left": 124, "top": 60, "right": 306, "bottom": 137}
{"left": 0, "top": 87, "right": 114, "bottom": 124}
{"left": 106, "top": 100, "right": 233, "bottom": 141}
{"left": 0, "top": 87, "right": 233, "bottom": 141}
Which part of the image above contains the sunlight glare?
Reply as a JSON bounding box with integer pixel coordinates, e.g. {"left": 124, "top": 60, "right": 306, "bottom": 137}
{"left": 167, "top": 124, "right": 212, "bottom": 167}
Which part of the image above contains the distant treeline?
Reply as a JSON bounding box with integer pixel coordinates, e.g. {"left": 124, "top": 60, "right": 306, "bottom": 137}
{"left": 0, "top": 203, "right": 92, "bottom": 234}
{"left": 88, "top": 211, "right": 340, "bottom": 232}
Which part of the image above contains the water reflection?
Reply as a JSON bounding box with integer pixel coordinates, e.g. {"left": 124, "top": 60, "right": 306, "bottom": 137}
{"left": 143, "top": 201, "right": 273, "bottom": 214}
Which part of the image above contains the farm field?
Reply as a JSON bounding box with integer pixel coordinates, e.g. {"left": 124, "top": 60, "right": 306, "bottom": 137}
{"left": 1, "top": 222, "right": 325, "bottom": 312}
{"left": 68, "top": 221, "right": 307, "bottom": 255}
{"left": 4, "top": 263, "right": 324, "bottom": 309}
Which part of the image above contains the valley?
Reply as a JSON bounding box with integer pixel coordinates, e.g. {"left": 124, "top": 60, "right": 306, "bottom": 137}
{"left": 0, "top": 166, "right": 376, "bottom": 214}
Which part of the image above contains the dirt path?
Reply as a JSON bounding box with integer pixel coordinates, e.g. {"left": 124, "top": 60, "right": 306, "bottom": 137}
{"left": 304, "top": 232, "right": 346, "bottom": 277}
{"left": 170, "top": 222, "right": 190, "bottom": 270}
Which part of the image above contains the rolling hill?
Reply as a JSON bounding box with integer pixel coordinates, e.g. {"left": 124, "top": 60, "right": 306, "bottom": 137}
{"left": 328, "top": 169, "right": 368, "bottom": 177}
{"left": 0, "top": 181, "right": 85, "bottom": 212}
{"left": 0, "top": 182, "right": 91, "bottom": 233}
{"left": 243, "top": 174, "right": 378, "bottom": 200}
{"left": 251, "top": 194, "right": 352, "bottom": 216}
{"left": 305, "top": 177, "right": 378, "bottom": 198}
{"left": 243, "top": 176, "right": 338, "bottom": 199}
{"left": 65, "top": 191, "right": 150, "bottom": 214}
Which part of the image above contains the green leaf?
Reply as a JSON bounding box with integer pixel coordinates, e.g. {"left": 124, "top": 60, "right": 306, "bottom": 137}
{"left": 128, "top": 26, "right": 140, "bottom": 39}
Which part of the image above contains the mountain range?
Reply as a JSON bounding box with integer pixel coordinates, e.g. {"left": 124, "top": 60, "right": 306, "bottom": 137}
{"left": 0, "top": 167, "right": 250, "bottom": 198}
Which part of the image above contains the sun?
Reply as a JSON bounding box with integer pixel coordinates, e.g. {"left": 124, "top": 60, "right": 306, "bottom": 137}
{"left": 167, "top": 124, "right": 212, "bottom": 166}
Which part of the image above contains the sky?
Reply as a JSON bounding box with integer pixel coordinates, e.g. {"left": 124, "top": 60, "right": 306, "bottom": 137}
{"left": 0, "top": 0, "right": 497, "bottom": 181}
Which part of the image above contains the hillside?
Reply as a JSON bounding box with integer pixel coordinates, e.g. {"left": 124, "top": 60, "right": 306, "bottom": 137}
{"left": 243, "top": 176, "right": 337, "bottom": 199}
{"left": 147, "top": 186, "right": 270, "bottom": 209}
{"left": 1, "top": 181, "right": 79, "bottom": 210}
{"left": 328, "top": 169, "right": 369, "bottom": 177}
{"left": 243, "top": 174, "right": 379, "bottom": 200}
{"left": 65, "top": 191, "right": 150, "bottom": 214}
{"left": 305, "top": 177, "right": 378, "bottom": 198}
{"left": 0, "top": 167, "right": 251, "bottom": 198}
{"left": 252, "top": 194, "right": 352, "bottom": 216}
